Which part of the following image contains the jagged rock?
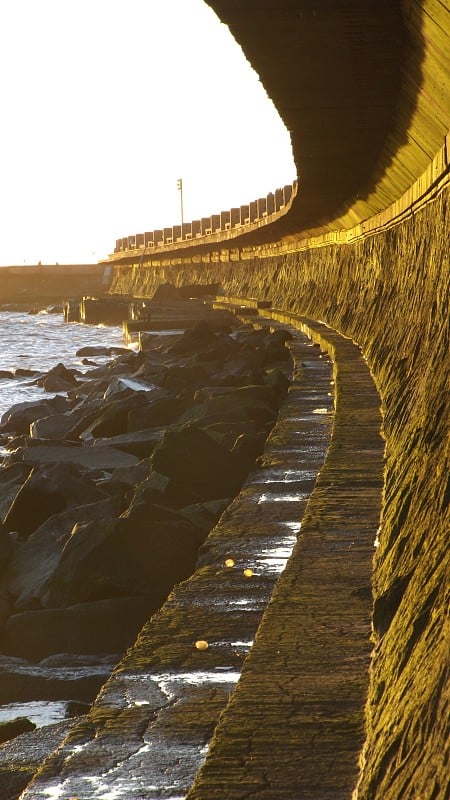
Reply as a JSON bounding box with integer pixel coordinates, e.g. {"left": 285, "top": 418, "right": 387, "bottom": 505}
{"left": 162, "top": 364, "right": 211, "bottom": 391}
{"left": 91, "top": 428, "right": 164, "bottom": 459}
{"left": 78, "top": 391, "right": 152, "bottom": 439}
{"left": 103, "top": 375, "right": 155, "bottom": 400}
{"left": 34, "top": 362, "right": 79, "bottom": 392}
{"left": 29, "top": 408, "right": 89, "bottom": 440}
{"left": 76, "top": 345, "right": 130, "bottom": 357}
{"left": 127, "top": 393, "right": 187, "bottom": 431}
{"left": 40, "top": 515, "right": 199, "bottom": 609}
{"left": 151, "top": 423, "right": 248, "bottom": 504}
{"left": 10, "top": 443, "right": 139, "bottom": 470}
{"left": 0, "top": 396, "right": 70, "bottom": 435}
{"left": 7, "top": 495, "right": 125, "bottom": 612}
{"left": 3, "top": 462, "right": 105, "bottom": 537}
{"left": 1, "top": 596, "right": 163, "bottom": 660}
{"left": 0, "top": 717, "right": 36, "bottom": 745}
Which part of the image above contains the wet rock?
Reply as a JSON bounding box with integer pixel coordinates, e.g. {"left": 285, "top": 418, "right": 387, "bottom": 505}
{"left": 0, "top": 717, "right": 36, "bottom": 745}
{"left": 1, "top": 596, "right": 162, "bottom": 660}
{"left": 0, "top": 718, "right": 78, "bottom": 800}
{"left": 0, "top": 653, "right": 118, "bottom": 704}
{"left": 0, "top": 370, "right": 14, "bottom": 380}
{"left": 76, "top": 345, "right": 130, "bottom": 357}
{"left": 0, "top": 396, "right": 70, "bottom": 436}
{"left": 33, "top": 362, "right": 79, "bottom": 392}
{"left": 3, "top": 462, "right": 105, "bottom": 538}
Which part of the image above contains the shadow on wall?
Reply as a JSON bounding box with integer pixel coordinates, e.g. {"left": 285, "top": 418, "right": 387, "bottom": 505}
{"left": 207, "top": 1, "right": 424, "bottom": 232}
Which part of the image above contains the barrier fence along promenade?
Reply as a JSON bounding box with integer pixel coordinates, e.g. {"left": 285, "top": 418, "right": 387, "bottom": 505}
{"left": 113, "top": 182, "right": 298, "bottom": 255}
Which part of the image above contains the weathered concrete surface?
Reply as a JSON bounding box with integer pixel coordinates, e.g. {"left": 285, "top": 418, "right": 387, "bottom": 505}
{"left": 186, "top": 315, "right": 384, "bottom": 799}
{"left": 107, "top": 183, "right": 449, "bottom": 799}
{"left": 17, "top": 321, "right": 341, "bottom": 798}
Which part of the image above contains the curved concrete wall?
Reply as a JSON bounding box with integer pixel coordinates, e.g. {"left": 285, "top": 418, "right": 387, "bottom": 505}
{"left": 106, "top": 3, "right": 449, "bottom": 798}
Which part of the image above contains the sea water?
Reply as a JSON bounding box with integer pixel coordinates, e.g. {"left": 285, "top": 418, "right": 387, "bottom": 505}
{"left": 0, "top": 309, "right": 128, "bottom": 421}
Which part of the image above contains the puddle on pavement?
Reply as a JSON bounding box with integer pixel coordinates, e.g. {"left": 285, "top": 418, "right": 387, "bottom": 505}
{"left": 257, "top": 492, "right": 306, "bottom": 503}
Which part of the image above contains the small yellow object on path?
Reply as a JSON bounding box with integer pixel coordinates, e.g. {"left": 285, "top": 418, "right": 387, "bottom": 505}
{"left": 224, "top": 558, "right": 235, "bottom": 567}
{"left": 243, "top": 568, "right": 254, "bottom": 577}
{"left": 195, "top": 640, "right": 209, "bottom": 651}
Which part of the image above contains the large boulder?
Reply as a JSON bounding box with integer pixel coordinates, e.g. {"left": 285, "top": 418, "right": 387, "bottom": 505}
{"left": 40, "top": 515, "right": 200, "bottom": 609}
{"left": 151, "top": 423, "right": 248, "bottom": 504}
{"left": 91, "top": 428, "right": 164, "bottom": 459}
{"left": 0, "top": 396, "right": 70, "bottom": 435}
{"left": 29, "top": 408, "right": 90, "bottom": 440}
{"left": 34, "top": 362, "right": 79, "bottom": 392}
{"left": 127, "top": 394, "right": 187, "bottom": 431}
{"left": 7, "top": 495, "right": 125, "bottom": 611}
{"left": 3, "top": 462, "right": 106, "bottom": 537}
{"left": 0, "top": 596, "right": 159, "bottom": 660}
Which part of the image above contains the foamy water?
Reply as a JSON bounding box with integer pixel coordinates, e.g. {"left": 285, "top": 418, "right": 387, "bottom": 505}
{"left": 0, "top": 309, "right": 128, "bottom": 421}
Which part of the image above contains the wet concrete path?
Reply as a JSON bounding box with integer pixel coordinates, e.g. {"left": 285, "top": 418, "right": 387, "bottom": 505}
{"left": 19, "top": 312, "right": 384, "bottom": 800}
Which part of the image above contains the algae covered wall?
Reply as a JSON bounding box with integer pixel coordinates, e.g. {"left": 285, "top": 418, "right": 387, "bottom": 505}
{"left": 109, "top": 184, "right": 449, "bottom": 799}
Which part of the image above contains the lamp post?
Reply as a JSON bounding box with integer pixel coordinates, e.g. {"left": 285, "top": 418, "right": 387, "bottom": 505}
{"left": 177, "top": 178, "right": 184, "bottom": 229}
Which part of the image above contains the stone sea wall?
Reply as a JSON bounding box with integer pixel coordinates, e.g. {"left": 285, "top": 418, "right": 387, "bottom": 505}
{"left": 108, "top": 184, "right": 449, "bottom": 799}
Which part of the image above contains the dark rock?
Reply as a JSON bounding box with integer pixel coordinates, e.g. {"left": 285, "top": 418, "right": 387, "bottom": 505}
{"left": 152, "top": 423, "right": 248, "bottom": 504}
{"left": 0, "top": 370, "right": 14, "bottom": 380}
{"left": 29, "top": 408, "right": 89, "bottom": 440}
{"left": 3, "top": 462, "right": 105, "bottom": 537}
{"left": 0, "top": 717, "right": 36, "bottom": 745}
{"left": 14, "top": 368, "right": 41, "bottom": 378}
{"left": 1, "top": 596, "right": 162, "bottom": 660}
{"left": 7, "top": 495, "right": 125, "bottom": 611}
{"left": 127, "top": 394, "right": 187, "bottom": 431}
{"left": 0, "top": 524, "right": 12, "bottom": 569}
{"left": 34, "top": 363, "right": 79, "bottom": 392}
{"left": 231, "top": 430, "right": 270, "bottom": 468}
{"left": 92, "top": 428, "right": 164, "bottom": 459}
{"left": 65, "top": 700, "right": 91, "bottom": 718}
{"left": 0, "top": 396, "right": 70, "bottom": 435}
{"left": 40, "top": 515, "right": 199, "bottom": 608}
{"left": 162, "top": 364, "right": 211, "bottom": 392}
{"left": 0, "top": 463, "right": 32, "bottom": 523}
{"left": 79, "top": 391, "right": 152, "bottom": 439}
{"left": 76, "top": 345, "right": 130, "bottom": 357}
{"left": 9, "top": 443, "right": 139, "bottom": 470}
{"left": 0, "top": 653, "right": 118, "bottom": 704}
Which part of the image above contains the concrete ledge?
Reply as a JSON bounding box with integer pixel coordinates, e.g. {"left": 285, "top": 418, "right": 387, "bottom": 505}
{"left": 187, "top": 312, "right": 384, "bottom": 800}
{"left": 19, "top": 314, "right": 383, "bottom": 799}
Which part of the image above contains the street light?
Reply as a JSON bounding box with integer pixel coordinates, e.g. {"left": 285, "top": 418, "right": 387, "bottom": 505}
{"left": 177, "top": 178, "right": 184, "bottom": 229}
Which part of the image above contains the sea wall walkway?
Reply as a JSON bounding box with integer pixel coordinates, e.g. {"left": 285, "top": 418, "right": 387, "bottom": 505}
{"left": 19, "top": 310, "right": 384, "bottom": 799}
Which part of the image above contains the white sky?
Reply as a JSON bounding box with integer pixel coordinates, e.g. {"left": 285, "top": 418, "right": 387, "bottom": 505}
{"left": 0, "top": 0, "right": 296, "bottom": 264}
